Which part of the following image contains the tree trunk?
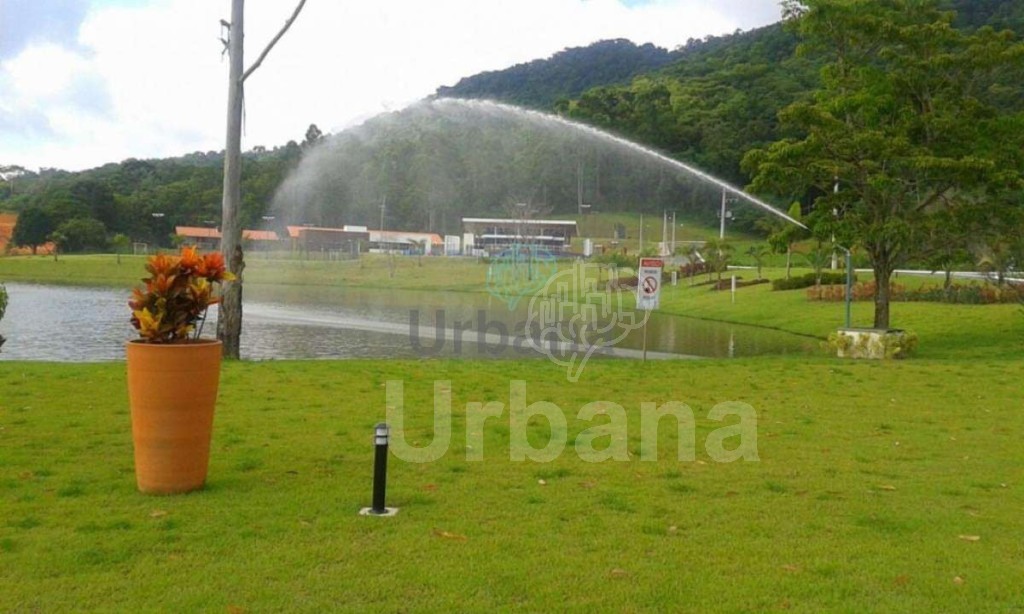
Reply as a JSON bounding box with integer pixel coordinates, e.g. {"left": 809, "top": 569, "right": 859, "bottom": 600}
{"left": 872, "top": 262, "right": 893, "bottom": 330}
{"left": 218, "top": 0, "right": 245, "bottom": 359}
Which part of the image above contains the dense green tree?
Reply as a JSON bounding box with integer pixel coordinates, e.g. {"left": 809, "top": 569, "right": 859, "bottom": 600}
{"left": 12, "top": 206, "right": 53, "bottom": 254}
{"left": 438, "top": 39, "right": 676, "bottom": 110}
{"left": 744, "top": 0, "right": 1024, "bottom": 328}
{"left": 69, "top": 179, "right": 117, "bottom": 230}
{"left": 55, "top": 218, "right": 107, "bottom": 253}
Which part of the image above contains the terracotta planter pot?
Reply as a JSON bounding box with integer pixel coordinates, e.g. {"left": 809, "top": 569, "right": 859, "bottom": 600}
{"left": 126, "top": 339, "right": 223, "bottom": 494}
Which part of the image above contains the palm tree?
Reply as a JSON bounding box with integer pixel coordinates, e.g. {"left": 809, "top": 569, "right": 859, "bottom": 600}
{"left": 804, "top": 243, "right": 832, "bottom": 286}
{"left": 704, "top": 238, "right": 734, "bottom": 286}
{"left": 746, "top": 244, "right": 770, "bottom": 280}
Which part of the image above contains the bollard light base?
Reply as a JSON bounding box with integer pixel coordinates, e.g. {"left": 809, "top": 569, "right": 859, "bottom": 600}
{"left": 359, "top": 507, "right": 399, "bottom": 517}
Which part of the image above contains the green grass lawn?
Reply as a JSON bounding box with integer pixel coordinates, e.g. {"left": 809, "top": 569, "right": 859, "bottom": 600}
{"left": 2, "top": 358, "right": 1022, "bottom": 611}
{"left": 2, "top": 250, "right": 1022, "bottom": 610}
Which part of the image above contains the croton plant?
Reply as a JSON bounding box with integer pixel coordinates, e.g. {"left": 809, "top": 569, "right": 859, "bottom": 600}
{"left": 129, "top": 247, "right": 234, "bottom": 343}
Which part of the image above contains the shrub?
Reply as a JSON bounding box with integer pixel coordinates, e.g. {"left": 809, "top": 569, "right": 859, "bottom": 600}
{"left": 678, "top": 261, "right": 707, "bottom": 278}
{"left": 596, "top": 252, "right": 634, "bottom": 269}
{"left": 773, "top": 271, "right": 855, "bottom": 291}
{"left": 808, "top": 281, "right": 1023, "bottom": 304}
{"left": 807, "top": 280, "right": 904, "bottom": 302}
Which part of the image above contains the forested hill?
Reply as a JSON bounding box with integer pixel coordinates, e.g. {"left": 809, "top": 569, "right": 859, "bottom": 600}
{"left": 559, "top": 0, "right": 1024, "bottom": 188}
{"left": 947, "top": 0, "right": 1024, "bottom": 32}
{"left": 435, "top": 0, "right": 1024, "bottom": 112}
{"left": 433, "top": 39, "right": 678, "bottom": 109}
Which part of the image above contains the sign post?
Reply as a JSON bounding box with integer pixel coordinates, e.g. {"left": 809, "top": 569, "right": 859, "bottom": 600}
{"left": 636, "top": 258, "right": 664, "bottom": 362}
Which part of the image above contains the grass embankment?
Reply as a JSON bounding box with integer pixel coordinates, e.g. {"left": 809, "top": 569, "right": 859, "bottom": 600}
{"left": 657, "top": 272, "right": 1023, "bottom": 361}
{"left": 563, "top": 211, "right": 757, "bottom": 250}
{"left": 0, "top": 254, "right": 491, "bottom": 292}
{"left": 2, "top": 358, "right": 1022, "bottom": 611}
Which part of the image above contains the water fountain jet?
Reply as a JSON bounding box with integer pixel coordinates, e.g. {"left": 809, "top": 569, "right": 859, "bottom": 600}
{"left": 430, "top": 98, "right": 805, "bottom": 228}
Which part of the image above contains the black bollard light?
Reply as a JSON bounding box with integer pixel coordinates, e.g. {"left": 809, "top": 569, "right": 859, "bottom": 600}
{"left": 371, "top": 423, "right": 389, "bottom": 514}
{"left": 360, "top": 423, "right": 398, "bottom": 517}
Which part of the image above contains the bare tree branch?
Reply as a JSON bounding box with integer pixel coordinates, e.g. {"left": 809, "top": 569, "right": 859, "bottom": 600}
{"left": 241, "top": 0, "right": 307, "bottom": 83}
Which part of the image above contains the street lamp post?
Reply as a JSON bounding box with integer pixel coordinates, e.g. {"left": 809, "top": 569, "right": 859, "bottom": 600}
{"left": 719, "top": 188, "right": 734, "bottom": 239}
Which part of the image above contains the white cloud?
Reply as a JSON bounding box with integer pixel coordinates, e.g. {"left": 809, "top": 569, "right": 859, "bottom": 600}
{"left": 0, "top": 0, "right": 782, "bottom": 171}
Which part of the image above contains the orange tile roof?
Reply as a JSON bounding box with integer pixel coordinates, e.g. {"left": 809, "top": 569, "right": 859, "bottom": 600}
{"left": 176, "top": 226, "right": 220, "bottom": 239}
{"left": 175, "top": 226, "right": 278, "bottom": 241}
{"left": 242, "top": 229, "right": 278, "bottom": 241}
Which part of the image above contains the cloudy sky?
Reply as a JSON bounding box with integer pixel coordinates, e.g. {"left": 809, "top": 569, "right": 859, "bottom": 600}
{"left": 0, "top": 0, "right": 783, "bottom": 172}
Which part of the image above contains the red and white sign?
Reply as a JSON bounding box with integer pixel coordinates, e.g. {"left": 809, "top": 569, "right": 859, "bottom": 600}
{"left": 636, "top": 258, "right": 664, "bottom": 310}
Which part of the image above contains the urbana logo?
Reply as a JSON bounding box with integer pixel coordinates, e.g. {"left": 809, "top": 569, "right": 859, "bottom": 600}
{"left": 525, "top": 260, "right": 648, "bottom": 382}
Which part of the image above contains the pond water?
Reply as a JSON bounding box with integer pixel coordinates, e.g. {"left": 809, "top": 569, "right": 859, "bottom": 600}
{"left": 0, "top": 282, "right": 817, "bottom": 362}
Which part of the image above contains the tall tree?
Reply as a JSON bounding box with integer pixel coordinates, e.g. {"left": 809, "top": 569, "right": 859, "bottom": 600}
{"left": 219, "top": 0, "right": 307, "bottom": 358}
{"left": 302, "top": 123, "right": 323, "bottom": 148}
{"left": 745, "top": 0, "right": 1024, "bottom": 328}
{"left": 12, "top": 207, "right": 53, "bottom": 255}
{"left": 758, "top": 201, "right": 805, "bottom": 279}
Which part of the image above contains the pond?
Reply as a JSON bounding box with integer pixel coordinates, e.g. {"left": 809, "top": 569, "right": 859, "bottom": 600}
{"left": 0, "top": 282, "right": 817, "bottom": 362}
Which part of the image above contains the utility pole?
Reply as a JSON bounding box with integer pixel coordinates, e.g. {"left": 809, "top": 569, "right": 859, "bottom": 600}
{"left": 577, "top": 158, "right": 583, "bottom": 216}
{"left": 671, "top": 211, "right": 676, "bottom": 255}
{"left": 719, "top": 187, "right": 727, "bottom": 240}
{"left": 638, "top": 213, "right": 643, "bottom": 254}
{"left": 218, "top": 0, "right": 307, "bottom": 359}
{"left": 662, "top": 210, "right": 668, "bottom": 256}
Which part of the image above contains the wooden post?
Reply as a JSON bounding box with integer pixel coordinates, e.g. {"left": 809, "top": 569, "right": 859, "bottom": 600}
{"left": 218, "top": 0, "right": 245, "bottom": 359}
{"left": 218, "top": 0, "right": 307, "bottom": 359}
